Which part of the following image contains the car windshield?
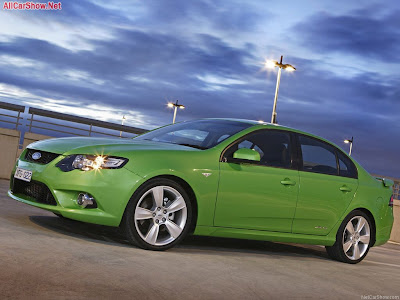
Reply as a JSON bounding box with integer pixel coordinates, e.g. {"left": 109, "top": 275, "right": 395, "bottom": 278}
{"left": 134, "top": 119, "right": 252, "bottom": 149}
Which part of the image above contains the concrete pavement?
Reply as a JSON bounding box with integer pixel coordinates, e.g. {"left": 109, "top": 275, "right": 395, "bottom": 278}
{"left": 1, "top": 179, "right": 399, "bottom": 299}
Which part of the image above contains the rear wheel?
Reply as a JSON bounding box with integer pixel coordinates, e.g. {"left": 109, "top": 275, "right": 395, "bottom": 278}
{"left": 326, "top": 210, "right": 373, "bottom": 264}
{"left": 122, "top": 178, "right": 192, "bottom": 250}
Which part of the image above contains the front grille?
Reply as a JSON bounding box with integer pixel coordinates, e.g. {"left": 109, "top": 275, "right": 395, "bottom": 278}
{"left": 25, "top": 149, "right": 59, "bottom": 164}
{"left": 11, "top": 178, "right": 57, "bottom": 206}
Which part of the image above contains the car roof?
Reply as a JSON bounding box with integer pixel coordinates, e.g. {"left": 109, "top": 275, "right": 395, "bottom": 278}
{"left": 197, "top": 118, "right": 292, "bottom": 129}
{"left": 197, "top": 118, "right": 346, "bottom": 153}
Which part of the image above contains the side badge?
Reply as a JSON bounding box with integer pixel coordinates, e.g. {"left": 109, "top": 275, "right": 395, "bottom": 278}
{"left": 202, "top": 173, "right": 212, "bottom": 178}
{"left": 314, "top": 226, "right": 328, "bottom": 230}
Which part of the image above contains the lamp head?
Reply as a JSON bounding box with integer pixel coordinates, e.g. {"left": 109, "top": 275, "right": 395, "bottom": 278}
{"left": 285, "top": 65, "right": 296, "bottom": 72}
{"left": 344, "top": 138, "right": 353, "bottom": 144}
{"left": 265, "top": 59, "right": 278, "bottom": 69}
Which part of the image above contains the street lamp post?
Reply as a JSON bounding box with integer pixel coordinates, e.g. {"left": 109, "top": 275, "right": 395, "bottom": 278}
{"left": 344, "top": 137, "right": 354, "bottom": 156}
{"left": 167, "top": 100, "right": 185, "bottom": 124}
{"left": 265, "top": 55, "right": 296, "bottom": 124}
{"left": 119, "top": 115, "right": 126, "bottom": 137}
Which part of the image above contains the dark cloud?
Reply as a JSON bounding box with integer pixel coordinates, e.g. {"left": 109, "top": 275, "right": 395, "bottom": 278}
{"left": 0, "top": 28, "right": 255, "bottom": 79}
{"left": 293, "top": 10, "right": 400, "bottom": 62}
{"left": 0, "top": 30, "right": 259, "bottom": 116}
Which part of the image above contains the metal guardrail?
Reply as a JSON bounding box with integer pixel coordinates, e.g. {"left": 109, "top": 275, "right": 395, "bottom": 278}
{"left": 0, "top": 102, "right": 24, "bottom": 130}
{"left": 27, "top": 107, "right": 148, "bottom": 137}
{"left": 0, "top": 100, "right": 148, "bottom": 139}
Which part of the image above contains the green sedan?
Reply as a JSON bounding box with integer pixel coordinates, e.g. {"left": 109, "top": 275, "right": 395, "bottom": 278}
{"left": 8, "top": 119, "right": 394, "bottom": 263}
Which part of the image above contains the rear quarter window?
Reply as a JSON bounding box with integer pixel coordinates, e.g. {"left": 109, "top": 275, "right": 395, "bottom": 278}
{"left": 299, "top": 135, "right": 338, "bottom": 175}
{"left": 337, "top": 151, "right": 358, "bottom": 179}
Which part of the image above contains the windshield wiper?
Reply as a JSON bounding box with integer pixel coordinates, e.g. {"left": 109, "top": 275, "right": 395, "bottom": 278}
{"left": 175, "top": 143, "right": 207, "bottom": 150}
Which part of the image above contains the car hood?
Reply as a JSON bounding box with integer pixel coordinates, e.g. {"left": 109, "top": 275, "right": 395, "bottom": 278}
{"left": 27, "top": 137, "right": 200, "bottom": 155}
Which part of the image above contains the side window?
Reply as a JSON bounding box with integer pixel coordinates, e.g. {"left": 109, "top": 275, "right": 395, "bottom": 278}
{"left": 337, "top": 151, "right": 358, "bottom": 178}
{"left": 225, "top": 130, "right": 292, "bottom": 169}
{"left": 299, "top": 135, "right": 338, "bottom": 175}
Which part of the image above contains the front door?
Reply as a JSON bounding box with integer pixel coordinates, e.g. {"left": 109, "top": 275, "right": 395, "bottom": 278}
{"left": 214, "top": 129, "right": 299, "bottom": 233}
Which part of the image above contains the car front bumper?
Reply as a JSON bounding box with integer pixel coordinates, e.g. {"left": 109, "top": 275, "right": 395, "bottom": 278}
{"left": 9, "top": 155, "right": 143, "bottom": 227}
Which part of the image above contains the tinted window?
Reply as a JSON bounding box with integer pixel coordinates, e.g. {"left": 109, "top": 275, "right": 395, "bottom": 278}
{"left": 337, "top": 151, "right": 357, "bottom": 178}
{"left": 135, "top": 120, "right": 252, "bottom": 149}
{"left": 225, "top": 130, "right": 292, "bottom": 169}
{"left": 299, "top": 135, "right": 338, "bottom": 175}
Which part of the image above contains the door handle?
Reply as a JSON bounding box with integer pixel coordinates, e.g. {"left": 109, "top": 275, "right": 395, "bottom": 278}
{"left": 340, "top": 186, "right": 352, "bottom": 192}
{"left": 280, "top": 179, "right": 296, "bottom": 186}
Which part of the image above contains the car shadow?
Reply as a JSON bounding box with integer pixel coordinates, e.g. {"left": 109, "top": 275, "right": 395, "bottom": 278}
{"left": 29, "top": 215, "right": 331, "bottom": 261}
{"left": 178, "top": 235, "right": 330, "bottom": 260}
{"left": 29, "top": 215, "right": 132, "bottom": 247}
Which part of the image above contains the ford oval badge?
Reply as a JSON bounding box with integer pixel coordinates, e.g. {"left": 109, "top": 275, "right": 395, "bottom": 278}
{"left": 32, "top": 152, "right": 42, "bottom": 160}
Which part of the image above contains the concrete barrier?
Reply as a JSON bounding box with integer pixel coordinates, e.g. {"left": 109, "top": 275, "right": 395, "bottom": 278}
{"left": 390, "top": 200, "right": 400, "bottom": 243}
{"left": 0, "top": 128, "right": 20, "bottom": 179}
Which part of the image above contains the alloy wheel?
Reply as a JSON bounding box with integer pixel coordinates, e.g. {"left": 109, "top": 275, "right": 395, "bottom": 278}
{"left": 134, "top": 185, "right": 187, "bottom": 246}
{"left": 342, "top": 216, "right": 370, "bottom": 260}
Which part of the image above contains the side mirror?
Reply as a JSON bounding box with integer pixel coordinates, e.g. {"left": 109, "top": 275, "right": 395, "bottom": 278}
{"left": 233, "top": 148, "right": 260, "bottom": 162}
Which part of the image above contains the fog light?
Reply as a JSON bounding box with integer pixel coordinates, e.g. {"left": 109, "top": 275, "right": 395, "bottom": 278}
{"left": 77, "top": 193, "right": 97, "bottom": 208}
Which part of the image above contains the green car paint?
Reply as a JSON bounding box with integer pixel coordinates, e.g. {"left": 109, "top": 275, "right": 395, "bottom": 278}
{"left": 215, "top": 161, "right": 299, "bottom": 233}
{"left": 8, "top": 119, "right": 393, "bottom": 250}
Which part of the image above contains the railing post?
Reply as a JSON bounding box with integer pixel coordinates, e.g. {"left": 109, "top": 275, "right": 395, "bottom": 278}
{"left": 16, "top": 111, "right": 21, "bottom": 130}
{"left": 28, "top": 113, "right": 33, "bottom": 132}
{"left": 89, "top": 124, "right": 92, "bottom": 136}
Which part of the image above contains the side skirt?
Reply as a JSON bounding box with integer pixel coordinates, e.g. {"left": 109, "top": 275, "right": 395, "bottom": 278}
{"left": 193, "top": 225, "right": 336, "bottom": 246}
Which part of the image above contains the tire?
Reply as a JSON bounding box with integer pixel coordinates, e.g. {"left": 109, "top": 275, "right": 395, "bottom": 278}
{"left": 326, "top": 210, "right": 373, "bottom": 264}
{"left": 122, "top": 178, "right": 193, "bottom": 251}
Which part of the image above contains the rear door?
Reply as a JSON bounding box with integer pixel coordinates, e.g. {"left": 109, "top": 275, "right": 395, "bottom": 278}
{"left": 292, "top": 134, "right": 359, "bottom": 235}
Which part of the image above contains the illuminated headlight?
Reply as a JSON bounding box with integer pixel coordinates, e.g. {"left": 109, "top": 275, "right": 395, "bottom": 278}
{"left": 56, "top": 155, "right": 128, "bottom": 172}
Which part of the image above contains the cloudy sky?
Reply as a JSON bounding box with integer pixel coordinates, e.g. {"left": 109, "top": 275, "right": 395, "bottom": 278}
{"left": 0, "top": 0, "right": 399, "bottom": 177}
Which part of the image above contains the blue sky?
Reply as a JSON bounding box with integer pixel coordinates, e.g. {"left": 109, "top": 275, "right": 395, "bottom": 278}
{"left": 0, "top": 0, "right": 399, "bottom": 177}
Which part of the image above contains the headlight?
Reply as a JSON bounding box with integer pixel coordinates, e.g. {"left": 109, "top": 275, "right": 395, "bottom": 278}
{"left": 56, "top": 155, "right": 128, "bottom": 172}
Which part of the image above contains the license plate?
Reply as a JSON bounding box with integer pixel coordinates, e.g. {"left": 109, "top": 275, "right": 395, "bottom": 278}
{"left": 14, "top": 167, "right": 33, "bottom": 182}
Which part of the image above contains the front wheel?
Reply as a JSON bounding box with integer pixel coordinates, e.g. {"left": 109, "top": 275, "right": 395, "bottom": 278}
{"left": 122, "top": 178, "right": 192, "bottom": 250}
{"left": 326, "top": 210, "right": 373, "bottom": 264}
